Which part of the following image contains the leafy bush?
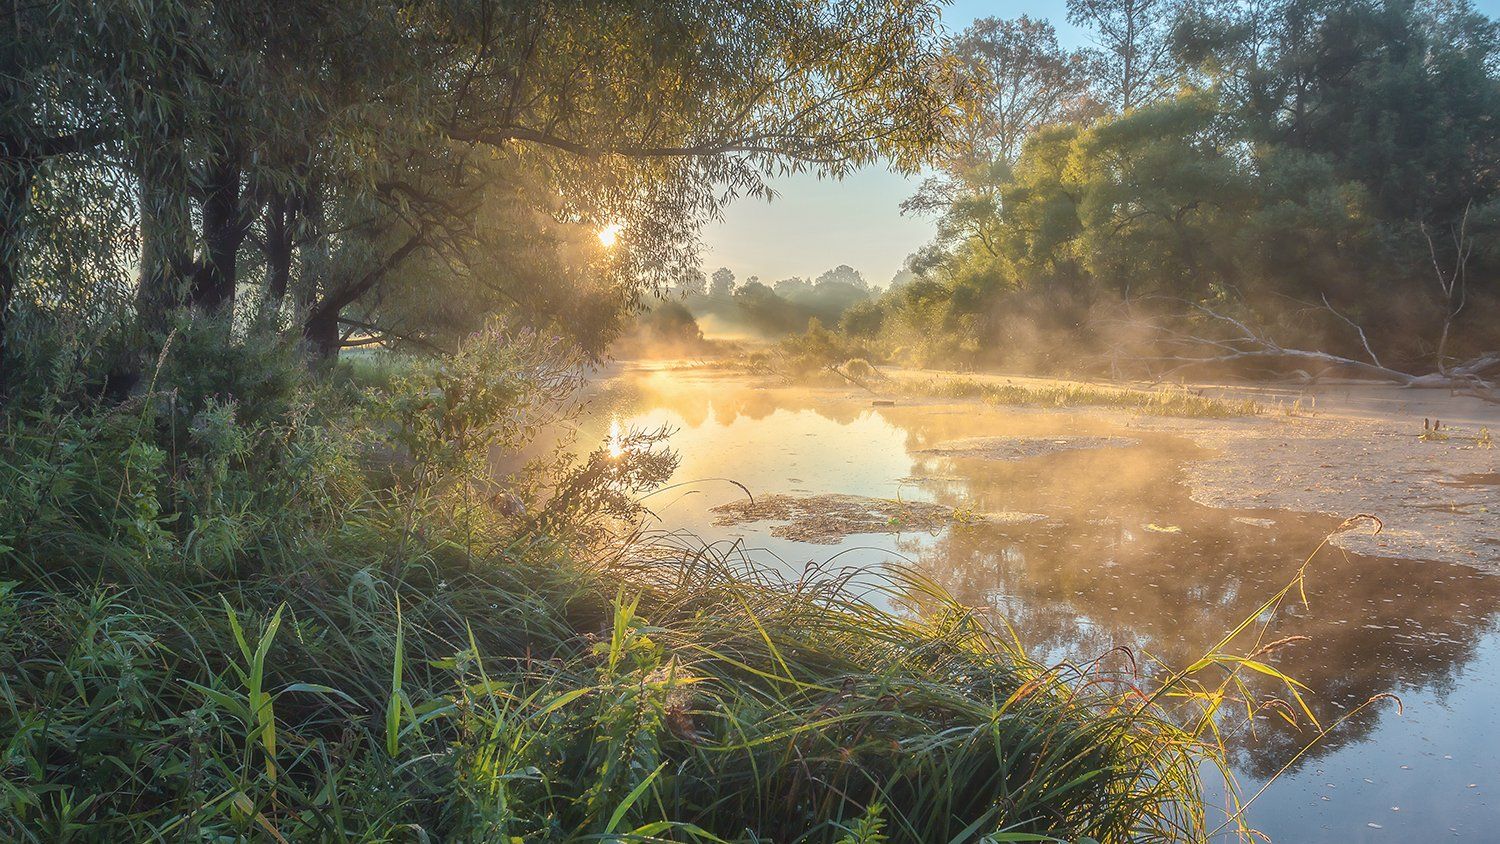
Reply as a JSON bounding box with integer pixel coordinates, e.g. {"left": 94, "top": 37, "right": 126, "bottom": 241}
{"left": 773, "top": 318, "right": 880, "bottom": 378}
{"left": 613, "top": 300, "right": 713, "bottom": 358}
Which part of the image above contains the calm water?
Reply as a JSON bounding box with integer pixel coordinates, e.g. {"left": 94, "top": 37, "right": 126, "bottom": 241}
{"left": 579, "top": 366, "right": 1500, "bottom": 842}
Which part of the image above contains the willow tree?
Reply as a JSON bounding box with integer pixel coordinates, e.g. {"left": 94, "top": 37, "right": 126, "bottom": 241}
{"left": 297, "top": 0, "right": 955, "bottom": 359}
{"left": 1, "top": 0, "right": 957, "bottom": 386}
{"left": 1, "top": 0, "right": 402, "bottom": 385}
{"left": 1, "top": 0, "right": 207, "bottom": 392}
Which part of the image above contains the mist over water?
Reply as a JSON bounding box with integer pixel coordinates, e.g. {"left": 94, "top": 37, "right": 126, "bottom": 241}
{"left": 582, "top": 364, "right": 1500, "bottom": 843}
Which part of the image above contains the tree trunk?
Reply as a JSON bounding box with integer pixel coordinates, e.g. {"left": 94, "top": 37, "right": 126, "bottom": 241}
{"left": 264, "top": 191, "right": 294, "bottom": 306}
{"left": 302, "top": 306, "right": 342, "bottom": 363}
{"left": 299, "top": 226, "right": 427, "bottom": 365}
{"left": 191, "top": 152, "right": 244, "bottom": 314}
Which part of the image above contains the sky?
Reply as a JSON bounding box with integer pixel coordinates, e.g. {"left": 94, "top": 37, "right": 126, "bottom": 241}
{"left": 696, "top": 0, "right": 1500, "bottom": 288}
{"left": 696, "top": 0, "right": 1083, "bottom": 288}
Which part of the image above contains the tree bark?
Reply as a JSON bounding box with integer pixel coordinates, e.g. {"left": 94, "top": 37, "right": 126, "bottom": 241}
{"left": 190, "top": 152, "right": 244, "bottom": 314}
{"left": 302, "top": 305, "right": 342, "bottom": 362}
{"left": 264, "top": 190, "right": 295, "bottom": 306}
{"left": 300, "top": 227, "right": 427, "bottom": 363}
{"left": 0, "top": 166, "right": 28, "bottom": 401}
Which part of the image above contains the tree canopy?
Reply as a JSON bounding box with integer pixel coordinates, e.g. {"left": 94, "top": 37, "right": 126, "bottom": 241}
{"left": 1, "top": 0, "right": 955, "bottom": 386}
{"left": 879, "top": 0, "right": 1500, "bottom": 378}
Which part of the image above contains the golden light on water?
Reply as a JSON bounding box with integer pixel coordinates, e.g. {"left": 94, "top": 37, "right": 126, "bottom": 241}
{"left": 607, "top": 417, "right": 625, "bottom": 458}
{"left": 597, "top": 223, "right": 622, "bottom": 248}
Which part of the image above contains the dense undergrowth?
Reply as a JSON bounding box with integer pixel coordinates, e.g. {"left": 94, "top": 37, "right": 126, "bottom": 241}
{"left": 0, "top": 316, "right": 1291, "bottom": 842}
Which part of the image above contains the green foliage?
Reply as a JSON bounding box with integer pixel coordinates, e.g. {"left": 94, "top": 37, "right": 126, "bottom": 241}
{"left": 727, "top": 280, "right": 810, "bottom": 335}
{"left": 370, "top": 322, "right": 584, "bottom": 484}
{"left": 0, "top": 2, "right": 1394, "bottom": 839}
{"left": 614, "top": 300, "right": 712, "bottom": 358}
{"left": 839, "top": 299, "right": 886, "bottom": 338}
{"left": 1, "top": 461, "right": 1286, "bottom": 844}
{"left": 0, "top": 305, "right": 1270, "bottom": 842}
{"left": 867, "top": 0, "right": 1500, "bottom": 376}
{"left": 773, "top": 319, "right": 878, "bottom": 377}
{"left": 2, "top": 0, "right": 954, "bottom": 380}
{"left": 681, "top": 271, "right": 876, "bottom": 341}
{"left": 0, "top": 546, "right": 1241, "bottom": 842}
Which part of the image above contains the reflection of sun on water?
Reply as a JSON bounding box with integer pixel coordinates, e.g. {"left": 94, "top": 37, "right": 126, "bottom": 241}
{"left": 607, "top": 417, "right": 624, "bottom": 458}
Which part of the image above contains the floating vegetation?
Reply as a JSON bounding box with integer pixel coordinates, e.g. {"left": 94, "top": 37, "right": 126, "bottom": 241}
{"left": 952, "top": 508, "right": 1049, "bottom": 529}
{"left": 712, "top": 493, "right": 952, "bottom": 543}
{"left": 918, "top": 434, "right": 1138, "bottom": 461}
{"left": 712, "top": 493, "right": 1055, "bottom": 543}
{"left": 1419, "top": 419, "right": 1497, "bottom": 447}
{"left": 1420, "top": 418, "right": 1451, "bottom": 441}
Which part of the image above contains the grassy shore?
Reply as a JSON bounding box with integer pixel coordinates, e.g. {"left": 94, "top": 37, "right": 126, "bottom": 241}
{"left": 890, "top": 374, "right": 1262, "bottom": 419}
{"left": 0, "top": 329, "right": 1271, "bottom": 842}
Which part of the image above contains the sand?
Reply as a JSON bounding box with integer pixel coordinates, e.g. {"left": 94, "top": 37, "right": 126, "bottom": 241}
{"left": 1162, "top": 412, "right": 1498, "bottom": 567}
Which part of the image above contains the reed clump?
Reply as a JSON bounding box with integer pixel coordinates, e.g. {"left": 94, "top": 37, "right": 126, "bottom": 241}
{"left": 0, "top": 540, "right": 1226, "bottom": 842}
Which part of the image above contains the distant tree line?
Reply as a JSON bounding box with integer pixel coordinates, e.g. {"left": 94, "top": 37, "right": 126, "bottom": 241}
{"left": 670, "top": 264, "right": 877, "bottom": 336}
{"left": 866, "top": 0, "right": 1500, "bottom": 384}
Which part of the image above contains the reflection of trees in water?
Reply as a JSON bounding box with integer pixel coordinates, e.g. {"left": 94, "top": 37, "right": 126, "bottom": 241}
{"left": 596, "top": 374, "right": 1500, "bottom": 777}
{"left": 883, "top": 424, "right": 1500, "bottom": 778}
{"left": 594, "top": 372, "right": 879, "bottom": 430}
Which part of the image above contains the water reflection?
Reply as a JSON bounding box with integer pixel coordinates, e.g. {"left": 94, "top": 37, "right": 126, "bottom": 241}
{"left": 582, "top": 366, "right": 1500, "bottom": 841}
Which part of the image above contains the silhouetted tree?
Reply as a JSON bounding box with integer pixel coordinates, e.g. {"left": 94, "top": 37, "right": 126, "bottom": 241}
{"left": 710, "top": 267, "right": 736, "bottom": 296}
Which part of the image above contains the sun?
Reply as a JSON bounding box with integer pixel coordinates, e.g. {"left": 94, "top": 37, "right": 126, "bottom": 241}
{"left": 596, "top": 223, "right": 622, "bottom": 248}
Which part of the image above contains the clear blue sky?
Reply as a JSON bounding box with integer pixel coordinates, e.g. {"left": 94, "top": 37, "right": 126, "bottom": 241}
{"left": 697, "top": 0, "right": 1499, "bottom": 288}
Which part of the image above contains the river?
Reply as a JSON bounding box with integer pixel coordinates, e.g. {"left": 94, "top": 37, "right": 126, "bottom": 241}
{"left": 573, "top": 363, "right": 1500, "bottom": 842}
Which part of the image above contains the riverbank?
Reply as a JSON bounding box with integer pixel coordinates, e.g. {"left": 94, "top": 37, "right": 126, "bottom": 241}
{"left": 0, "top": 345, "right": 1247, "bottom": 842}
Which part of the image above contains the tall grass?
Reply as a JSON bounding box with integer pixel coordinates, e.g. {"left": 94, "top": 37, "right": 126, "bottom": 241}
{"left": 0, "top": 321, "right": 1301, "bottom": 841}
{"left": 0, "top": 534, "right": 1244, "bottom": 842}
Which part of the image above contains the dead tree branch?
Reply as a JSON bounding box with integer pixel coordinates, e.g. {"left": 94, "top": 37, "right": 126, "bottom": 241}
{"left": 1421, "top": 202, "right": 1474, "bottom": 374}
{"left": 1132, "top": 296, "right": 1499, "bottom": 390}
